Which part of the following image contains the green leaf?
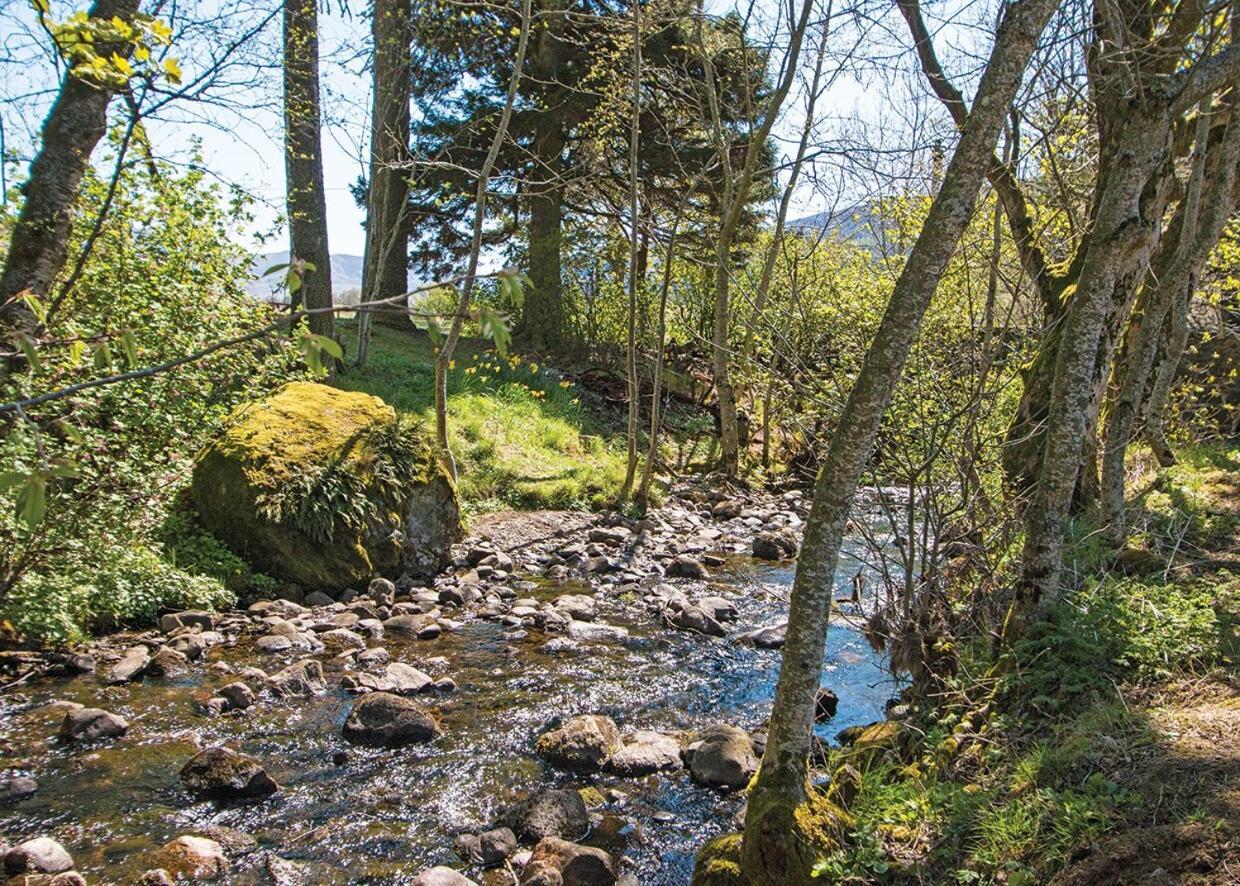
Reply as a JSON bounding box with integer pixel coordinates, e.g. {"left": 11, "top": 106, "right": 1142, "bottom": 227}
{"left": 0, "top": 471, "right": 27, "bottom": 491}
{"left": 15, "top": 333, "right": 41, "bottom": 372}
{"left": 17, "top": 475, "right": 47, "bottom": 528}
{"left": 262, "top": 263, "right": 289, "bottom": 277}
{"left": 119, "top": 329, "right": 139, "bottom": 367}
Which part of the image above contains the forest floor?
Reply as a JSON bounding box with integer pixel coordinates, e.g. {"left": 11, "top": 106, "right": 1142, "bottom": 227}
{"left": 1052, "top": 448, "right": 1240, "bottom": 884}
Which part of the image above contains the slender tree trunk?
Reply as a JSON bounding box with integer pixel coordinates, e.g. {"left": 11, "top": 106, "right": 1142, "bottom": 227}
{"left": 0, "top": 0, "right": 140, "bottom": 330}
{"left": 620, "top": 0, "right": 643, "bottom": 500}
{"left": 739, "top": 0, "right": 1058, "bottom": 881}
{"left": 284, "top": 0, "right": 334, "bottom": 340}
{"left": 358, "top": 0, "right": 412, "bottom": 366}
{"left": 433, "top": 0, "right": 532, "bottom": 479}
{"left": 1142, "top": 280, "right": 1195, "bottom": 466}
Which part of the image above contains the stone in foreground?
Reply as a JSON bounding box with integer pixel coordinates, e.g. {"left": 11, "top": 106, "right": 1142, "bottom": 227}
{"left": 411, "top": 866, "right": 478, "bottom": 886}
{"left": 59, "top": 707, "right": 129, "bottom": 741}
{"left": 4, "top": 837, "right": 74, "bottom": 875}
{"left": 180, "top": 747, "right": 278, "bottom": 801}
{"left": 535, "top": 714, "right": 622, "bottom": 772}
{"left": 152, "top": 835, "right": 230, "bottom": 880}
{"left": 502, "top": 789, "right": 590, "bottom": 843}
{"left": 191, "top": 382, "right": 463, "bottom": 591}
{"left": 687, "top": 725, "right": 758, "bottom": 791}
{"left": 342, "top": 691, "right": 439, "bottom": 747}
{"left": 520, "top": 837, "right": 616, "bottom": 886}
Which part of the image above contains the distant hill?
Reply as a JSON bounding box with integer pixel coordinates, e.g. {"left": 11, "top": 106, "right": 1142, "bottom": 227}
{"left": 787, "top": 202, "right": 892, "bottom": 252}
{"left": 247, "top": 252, "right": 367, "bottom": 301}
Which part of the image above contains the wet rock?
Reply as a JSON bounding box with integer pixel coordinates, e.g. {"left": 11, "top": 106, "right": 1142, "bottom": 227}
{"left": 564, "top": 621, "right": 628, "bottom": 643}
{"left": 4, "top": 837, "right": 74, "bottom": 875}
{"left": 665, "top": 555, "right": 709, "bottom": 580}
{"left": 255, "top": 634, "right": 293, "bottom": 654}
{"left": 147, "top": 645, "right": 189, "bottom": 677}
{"left": 218, "top": 682, "right": 255, "bottom": 712}
{"left": 369, "top": 577, "right": 397, "bottom": 607}
{"left": 521, "top": 837, "right": 616, "bottom": 886}
{"left": 152, "top": 835, "right": 230, "bottom": 880}
{"left": 663, "top": 605, "right": 726, "bottom": 637}
{"left": 740, "top": 621, "right": 787, "bottom": 649}
{"left": 687, "top": 725, "right": 758, "bottom": 791}
{"left": 107, "top": 645, "right": 151, "bottom": 684}
{"left": 814, "top": 687, "right": 839, "bottom": 722}
{"left": 262, "top": 853, "right": 308, "bottom": 886}
{"left": 752, "top": 530, "right": 798, "bottom": 561}
{"left": 304, "top": 591, "right": 335, "bottom": 608}
{"left": 535, "top": 715, "right": 622, "bottom": 772}
{"left": 180, "top": 747, "right": 279, "bottom": 801}
{"left": 411, "top": 867, "right": 478, "bottom": 886}
{"left": 502, "top": 789, "right": 590, "bottom": 843}
{"left": 141, "top": 870, "right": 176, "bottom": 885}
{"left": 160, "top": 611, "right": 218, "bottom": 633}
{"left": 383, "top": 614, "right": 441, "bottom": 640}
{"left": 342, "top": 691, "right": 439, "bottom": 747}
{"left": 605, "top": 731, "right": 681, "bottom": 776}
{"left": 711, "top": 500, "right": 744, "bottom": 520}
{"left": 318, "top": 628, "right": 365, "bottom": 652}
{"left": 478, "top": 827, "right": 518, "bottom": 866}
{"left": 698, "top": 596, "right": 738, "bottom": 622}
{"left": 553, "top": 594, "right": 596, "bottom": 622}
{"left": 267, "top": 659, "right": 326, "bottom": 697}
{"left": 59, "top": 707, "right": 129, "bottom": 741}
{"left": 0, "top": 775, "right": 37, "bottom": 804}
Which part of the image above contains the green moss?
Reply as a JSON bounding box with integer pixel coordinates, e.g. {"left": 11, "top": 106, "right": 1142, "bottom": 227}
{"left": 191, "top": 382, "right": 461, "bottom": 591}
{"left": 691, "top": 834, "right": 744, "bottom": 886}
{"left": 732, "top": 786, "right": 851, "bottom": 886}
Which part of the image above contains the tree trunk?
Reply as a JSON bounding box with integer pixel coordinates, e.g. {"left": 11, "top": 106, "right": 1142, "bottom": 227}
{"left": 1016, "top": 99, "right": 1177, "bottom": 610}
{"left": 0, "top": 0, "right": 140, "bottom": 329}
{"left": 284, "top": 0, "right": 334, "bottom": 340}
{"left": 359, "top": 0, "right": 412, "bottom": 365}
{"left": 738, "top": 0, "right": 1058, "bottom": 880}
{"left": 620, "top": 0, "right": 643, "bottom": 500}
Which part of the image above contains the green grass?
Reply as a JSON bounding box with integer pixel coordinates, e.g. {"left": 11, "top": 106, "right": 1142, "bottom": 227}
{"left": 331, "top": 322, "right": 628, "bottom": 511}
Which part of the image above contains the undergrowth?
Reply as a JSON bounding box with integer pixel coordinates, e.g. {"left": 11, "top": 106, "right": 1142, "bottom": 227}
{"left": 820, "top": 445, "right": 1239, "bottom": 883}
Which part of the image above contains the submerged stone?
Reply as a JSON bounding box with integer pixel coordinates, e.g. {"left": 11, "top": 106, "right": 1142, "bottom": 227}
{"left": 180, "top": 747, "right": 278, "bottom": 801}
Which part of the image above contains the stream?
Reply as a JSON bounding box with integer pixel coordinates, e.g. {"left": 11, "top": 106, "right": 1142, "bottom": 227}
{"left": 2, "top": 549, "right": 898, "bottom": 884}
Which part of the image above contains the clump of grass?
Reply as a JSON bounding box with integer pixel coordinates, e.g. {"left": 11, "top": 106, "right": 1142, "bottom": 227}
{"left": 331, "top": 323, "right": 629, "bottom": 510}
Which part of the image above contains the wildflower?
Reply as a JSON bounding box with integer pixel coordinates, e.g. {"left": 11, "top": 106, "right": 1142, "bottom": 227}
{"left": 464, "top": 366, "right": 476, "bottom": 375}
{"left": 571, "top": 398, "right": 579, "bottom": 405}
{"left": 559, "top": 380, "right": 572, "bottom": 388}
{"left": 448, "top": 360, "right": 456, "bottom": 370}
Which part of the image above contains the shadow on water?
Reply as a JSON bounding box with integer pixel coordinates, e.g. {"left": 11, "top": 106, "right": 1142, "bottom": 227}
{"left": 1, "top": 557, "right": 899, "bottom": 884}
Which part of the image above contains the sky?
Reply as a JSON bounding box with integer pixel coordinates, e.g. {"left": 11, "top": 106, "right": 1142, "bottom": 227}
{"left": 0, "top": 0, "right": 980, "bottom": 261}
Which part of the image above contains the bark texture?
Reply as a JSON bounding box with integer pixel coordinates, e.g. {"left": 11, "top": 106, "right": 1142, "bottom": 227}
{"left": 738, "top": 0, "right": 1058, "bottom": 880}
{"left": 359, "top": 0, "right": 412, "bottom": 366}
{"left": 284, "top": 0, "right": 334, "bottom": 339}
{"left": 0, "top": 0, "right": 141, "bottom": 327}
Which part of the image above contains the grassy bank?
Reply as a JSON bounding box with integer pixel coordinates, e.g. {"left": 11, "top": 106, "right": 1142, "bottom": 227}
{"left": 818, "top": 444, "right": 1239, "bottom": 883}
{"left": 331, "top": 322, "right": 629, "bottom": 512}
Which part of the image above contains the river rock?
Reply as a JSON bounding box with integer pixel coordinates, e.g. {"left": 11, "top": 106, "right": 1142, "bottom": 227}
{"left": 4, "top": 837, "right": 74, "bottom": 875}
{"left": 814, "top": 687, "right": 839, "bottom": 721}
{"left": 665, "top": 554, "right": 709, "bottom": 579}
{"left": 687, "top": 725, "right": 758, "bottom": 790}
{"left": 342, "top": 692, "right": 439, "bottom": 746}
{"left": 218, "top": 682, "right": 255, "bottom": 711}
{"left": 255, "top": 634, "right": 293, "bottom": 653}
{"left": 752, "top": 530, "right": 798, "bottom": 561}
{"left": 267, "top": 659, "right": 326, "bottom": 697}
{"left": 521, "top": 837, "right": 616, "bottom": 886}
{"left": 107, "top": 645, "right": 151, "bottom": 683}
{"left": 411, "top": 867, "right": 478, "bottom": 886}
{"left": 605, "top": 731, "right": 682, "bottom": 776}
{"left": 59, "top": 707, "right": 129, "bottom": 741}
{"left": 147, "top": 645, "right": 190, "bottom": 677}
{"left": 553, "top": 594, "right": 596, "bottom": 621}
{"left": 479, "top": 827, "right": 518, "bottom": 866}
{"left": 368, "top": 577, "right": 397, "bottom": 606}
{"left": 191, "top": 381, "right": 463, "bottom": 591}
{"left": 180, "top": 747, "right": 278, "bottom": 801}
{"left": 698, "top": 596, "right": 738, "bottom": 622}
{"left": 502, "top": 789, "right": 590, "bottom": 843}
{"left": 535, "top": 715, "right": 622, "bottom": 772}
{"left": 152, "top": 835, "right": 229, "bottom": 880}
{"left": 740, "top": 621, "right": 787, "bottom": 648}
{"left": 384, "top": 662, "right": 434, "bottom": 694}
{"left": 160, "top": 611, "right": 218, "bottom": 633}
{"left": 0, "top": 775, "right": 37, "bottom": 804}
{"left": 383, "top": 614, "right": 441, "bottom": 639}
{"left": 663, "top": 604, "right": 726, "bottom": 637}
{"left": 564, "top": 620, "right": 628, "bottom": 642}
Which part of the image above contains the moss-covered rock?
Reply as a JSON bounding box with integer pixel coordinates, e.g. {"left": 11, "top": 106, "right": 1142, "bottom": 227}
{"left": 191, "top": 382, "right": 461, "bottom": 591}
{"left": 691, "top": 834, "right": 744, "bottom": 886}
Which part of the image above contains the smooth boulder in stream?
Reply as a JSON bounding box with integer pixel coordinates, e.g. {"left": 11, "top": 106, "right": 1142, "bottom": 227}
{"left": 686, "top": 725, "right": 759, "bottom": 790}
{"left": 535, "top": 715, "right": 622, "bottom": 772}
{"left": 191, "top": 382, "right": 462, "bottom": 591}
{"left": 342, "top": 691, "right": 439, "bottom": 746}
{"left": 180, "top": 747, "right": 278, "bottom": 801}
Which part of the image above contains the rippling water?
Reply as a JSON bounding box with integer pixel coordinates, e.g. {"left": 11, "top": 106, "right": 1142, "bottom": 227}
{"left": 1, "top": 558, "right": 898, "bottom": 884}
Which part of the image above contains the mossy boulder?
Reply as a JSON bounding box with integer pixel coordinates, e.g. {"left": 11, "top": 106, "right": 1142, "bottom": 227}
{"left": 691, "top": 834, "right": 744, "bottom": 886}
{"left": 192, "top": 382, "right": 462, "bottom": 591}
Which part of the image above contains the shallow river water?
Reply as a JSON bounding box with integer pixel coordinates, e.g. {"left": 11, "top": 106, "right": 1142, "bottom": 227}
{"left": 1, "top": 556, "right": 897, "bottom": 884}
